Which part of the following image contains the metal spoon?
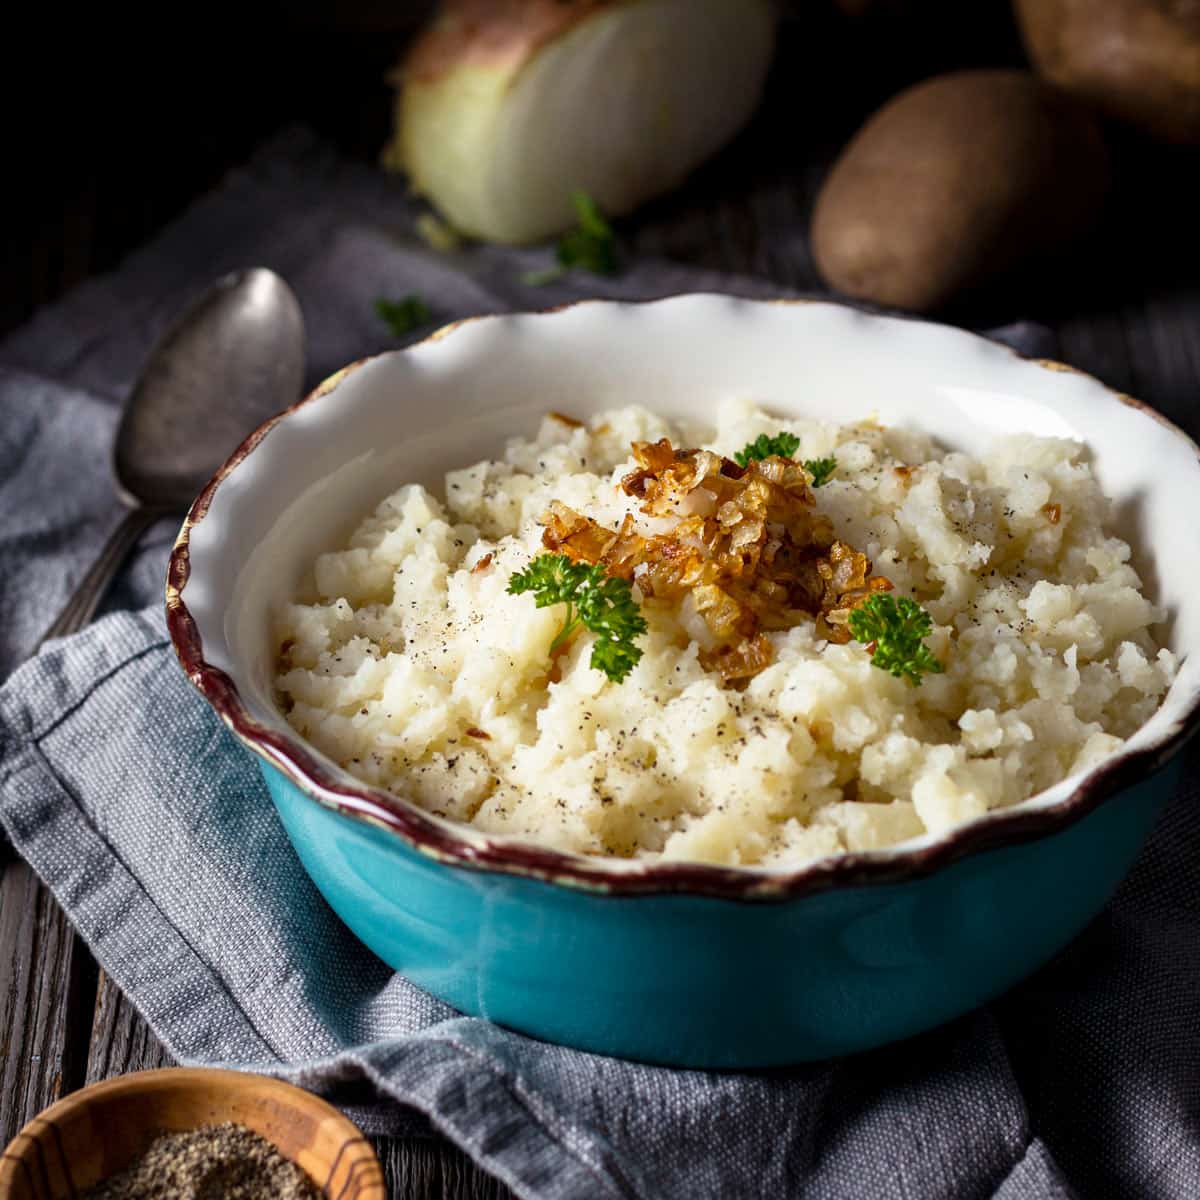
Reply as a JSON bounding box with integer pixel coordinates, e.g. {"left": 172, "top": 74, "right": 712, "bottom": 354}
{"left": 38, "top": 268, "right": 305, "bottom": 645}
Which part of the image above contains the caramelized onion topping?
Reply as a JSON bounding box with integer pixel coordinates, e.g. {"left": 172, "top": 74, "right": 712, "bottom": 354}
{"left": 539, "top": 438, "right": 892, "bottom": 680}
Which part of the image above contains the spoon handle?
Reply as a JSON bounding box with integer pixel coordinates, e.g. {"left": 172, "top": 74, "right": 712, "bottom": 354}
{"left": 38, "top": 508, "right": 164, "bottom": 648}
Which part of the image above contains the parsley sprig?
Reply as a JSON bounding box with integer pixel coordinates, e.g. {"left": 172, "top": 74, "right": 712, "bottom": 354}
{"left": 733, "top": 432, "right": 837, "bottom": 486}
{"left": 375, "top": 294, "right": 431, "bottom": 337}
{"left": 508, "top": 554, "right": 647, "bottom": 683}
{"left": 802, "top": 455, "right": 838, "bottom": 487}
{"left": 523, "top": 191, "right": 619, "bottom": 286}
{"left": 734, "top": 431, "right": 800, "bottom": 467}
{"left": 848, "top": 593, "right": 943, "bottom": 686}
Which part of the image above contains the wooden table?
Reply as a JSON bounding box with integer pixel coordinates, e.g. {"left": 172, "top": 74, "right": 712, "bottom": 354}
{"left": 3, "top": 12, "right": 1199, "bottom": 1198}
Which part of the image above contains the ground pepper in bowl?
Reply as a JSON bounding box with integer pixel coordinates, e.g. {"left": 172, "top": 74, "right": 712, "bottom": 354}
{"left": 82, "top": 1122, "right": 321, "bottom": 1200}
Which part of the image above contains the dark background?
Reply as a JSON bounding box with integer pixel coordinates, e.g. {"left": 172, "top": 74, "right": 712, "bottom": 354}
{"left": 5, "top": 1, "right": 1197, "bottom": 338}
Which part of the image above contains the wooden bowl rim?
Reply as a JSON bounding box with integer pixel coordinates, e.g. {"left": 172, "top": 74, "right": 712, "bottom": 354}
{"left": 0, "top": 1066, "right": 385, "bottom": 1199}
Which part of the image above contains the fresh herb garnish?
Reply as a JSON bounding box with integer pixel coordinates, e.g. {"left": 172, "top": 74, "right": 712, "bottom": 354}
{"left": 508, "top": 553, "right": 646, "bottom": 683}
{"left": 734, "top": 431, "right": 801, "bottom": 467}
{"left": 802, "top": 455, "right": 838, "bottom": 487}
{"left": 848, "top": 593, "right": 944, "bottom": 686}
{"left": 375, "top": 294, "right": 431, "bottom": 337}
{"left": 733, "top": 434, "right": 837, "bottom": 486}
{"left": 523, "top": 191, "right": 619, "bottom": 285}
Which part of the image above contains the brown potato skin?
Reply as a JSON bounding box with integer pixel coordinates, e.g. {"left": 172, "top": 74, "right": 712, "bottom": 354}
{"left": 1015, "top": 0, "right": 1200, "bottom": 145}
{"left": 811, "top": 70, "right": 1109, "bottom": 313}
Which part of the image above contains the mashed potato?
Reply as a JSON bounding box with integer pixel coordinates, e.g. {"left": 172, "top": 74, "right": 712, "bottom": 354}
{"left": 274, "top": 400, "right": 1175, "bottom": 866}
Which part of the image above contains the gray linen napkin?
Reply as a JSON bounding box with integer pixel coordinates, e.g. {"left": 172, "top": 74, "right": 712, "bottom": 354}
{"left": 1, "top": 128, "right": 1195, "bottom": 1199}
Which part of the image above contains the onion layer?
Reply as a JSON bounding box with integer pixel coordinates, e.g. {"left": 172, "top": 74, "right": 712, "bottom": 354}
{"left": 386, "top": 0, "right": 777, "bottom": 244}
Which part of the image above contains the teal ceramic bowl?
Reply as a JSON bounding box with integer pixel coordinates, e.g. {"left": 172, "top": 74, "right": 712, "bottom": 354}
{"left": 167, "top": 296, "right": 1200, "bottom": 1068}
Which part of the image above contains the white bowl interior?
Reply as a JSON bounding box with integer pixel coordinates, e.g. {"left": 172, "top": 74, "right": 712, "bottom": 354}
{"left": 183, "top": 296, "right": 1200, "bottom": 866}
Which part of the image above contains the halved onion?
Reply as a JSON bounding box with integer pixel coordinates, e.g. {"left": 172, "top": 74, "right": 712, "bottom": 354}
{"left": 384, "top": 0, "right": 777, "bottom": 244}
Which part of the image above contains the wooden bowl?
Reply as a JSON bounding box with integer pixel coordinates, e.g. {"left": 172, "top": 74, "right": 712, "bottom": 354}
{"left": 0, "top": 1067, "right": 385, "bottom": 1199}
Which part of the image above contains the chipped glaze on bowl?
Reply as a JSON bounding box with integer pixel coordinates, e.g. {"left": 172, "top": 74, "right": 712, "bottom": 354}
{"left": 167, "top": 295, "right": 1200, "bottom": 1066}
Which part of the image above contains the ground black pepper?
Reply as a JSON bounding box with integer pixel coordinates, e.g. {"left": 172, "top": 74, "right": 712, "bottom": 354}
{"left": 81, "top": 1122, "right": 322, "bottom": 1200}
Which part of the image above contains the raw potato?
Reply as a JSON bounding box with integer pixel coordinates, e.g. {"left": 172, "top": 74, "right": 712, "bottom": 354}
{"left": 1015, "top": 0, "right": 1200, "bottom": 145}
{"left": 384, "top": 0, "right": 776, "bottom": 244}
{"left": 810, "top": 70, "right": 1109, "bottom": 313}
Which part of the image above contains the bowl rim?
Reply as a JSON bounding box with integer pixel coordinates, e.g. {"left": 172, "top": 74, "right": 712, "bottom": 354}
{"left": 0, "top": 1066, "right": 384, "bottom": 1197}
{"left": 166, "top": 295, "right": 1200, "bottom": 902}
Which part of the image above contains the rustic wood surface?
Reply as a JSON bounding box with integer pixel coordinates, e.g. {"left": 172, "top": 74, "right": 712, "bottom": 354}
{"left": 2, "top": 8, "right": 1198, "bottom": 1198}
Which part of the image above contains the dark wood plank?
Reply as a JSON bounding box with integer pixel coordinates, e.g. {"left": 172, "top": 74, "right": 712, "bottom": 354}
{"left": 84, "top": 972, "right": 173, "bottom": 1084}
{"left": 1120, "top": 298, "right": 1200, "bottom": 436}
{"left": 0, "top": 860, "right": 96, "bottom": 1145}
{"left": 373, "top": 1136, "right": 515, "bottom": 1200}
{"left": 1056, "top": 298, "right": 1200, "bottom": 439}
